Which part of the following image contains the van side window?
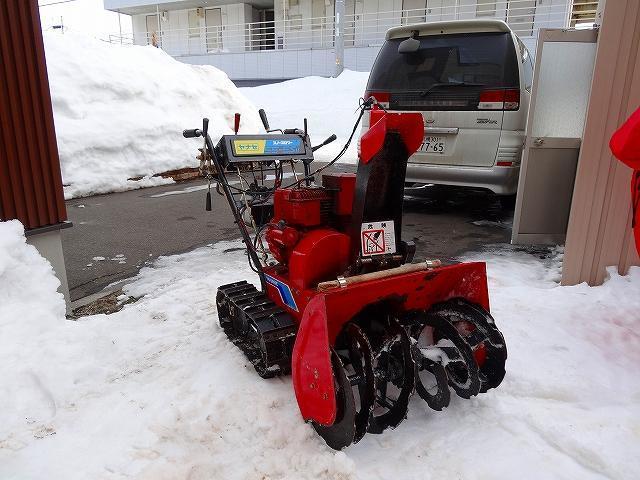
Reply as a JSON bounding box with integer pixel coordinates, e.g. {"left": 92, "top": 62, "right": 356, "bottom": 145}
{"left": 519, "top": 41, "right": 534, "bottom": 91}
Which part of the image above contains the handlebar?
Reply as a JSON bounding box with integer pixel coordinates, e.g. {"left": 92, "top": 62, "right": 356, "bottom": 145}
{"left": 183, "top": 129, "right": 202, "bottom": 138}
{"left": 312, "top": 134, "right": 337, "bottom": 152}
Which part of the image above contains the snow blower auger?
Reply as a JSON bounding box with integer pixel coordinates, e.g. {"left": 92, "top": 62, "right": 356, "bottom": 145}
{"left": 183, "top": 101, "right": 507, "bottom": 449}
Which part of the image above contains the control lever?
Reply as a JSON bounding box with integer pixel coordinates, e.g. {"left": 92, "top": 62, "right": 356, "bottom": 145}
{"left": 202, "top": 118, "right": 209, "bottom": 137}
{"left": 312, "top": 134, "right": 337, "bottom": 152}
{"left": 258, "top": 109, "right": 270, "bottom": 132}
{"left": 202, "top": 118, "right": 212, "bottom": 211}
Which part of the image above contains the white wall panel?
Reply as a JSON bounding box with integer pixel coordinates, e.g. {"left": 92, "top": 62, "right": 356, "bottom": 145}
{"left": 244, "top": 52, "right": 259, "bottom": 77}
{"left": 269, "top": 51, "right": 286, "bottom": 77}
{"left": 297, "top": 49, "right": 313, "bottom": 76}
{"left": 257, "top": 50, "right": 273, "bottom": 76}
{"left": 283, "top": 50, "right": 299, "bottom": 77}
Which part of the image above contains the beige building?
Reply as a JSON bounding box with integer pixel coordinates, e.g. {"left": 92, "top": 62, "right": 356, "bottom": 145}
{"left": 562, "top": 0, "right": 640, "bottom": 285}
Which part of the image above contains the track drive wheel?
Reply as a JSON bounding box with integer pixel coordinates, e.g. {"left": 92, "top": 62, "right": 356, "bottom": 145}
{"left": 367, "top": 317, "right": 415, "bottom": 434}
{"left": 312, "top": 349, "right": 357, "bottom": 450}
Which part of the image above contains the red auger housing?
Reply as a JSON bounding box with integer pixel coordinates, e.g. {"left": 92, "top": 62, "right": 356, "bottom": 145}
{"left": 185, "top": 106, "right": 507, "bottom": 450}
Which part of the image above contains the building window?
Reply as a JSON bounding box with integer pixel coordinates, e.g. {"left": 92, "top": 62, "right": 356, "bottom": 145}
{"left": 146, "top": 14, "right": 160, "bottom": 46}
{"left": 312, "top": 0, "right": 326, "bottom": 29}
{"left": 290, "top": 14, "right": 303, "bottom": 30}
{"left": 476, "top": 0, "right": 496, "bottom": 16}
{"left": 188, "top": 10, "right": 200, "bottom": 38}
{"left": 402, "top": 0, "right": 426, "bottom": 24}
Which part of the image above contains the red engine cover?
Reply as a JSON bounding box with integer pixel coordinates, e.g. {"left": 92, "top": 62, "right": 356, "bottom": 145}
{"left": 321, "top": 173, "right": 356, "bottom": 216}
{"left": 273, "top": 188, "right": 332, "bottom": 227}
{"left": 288, "top": 229, "right": 350, "bottom": 292}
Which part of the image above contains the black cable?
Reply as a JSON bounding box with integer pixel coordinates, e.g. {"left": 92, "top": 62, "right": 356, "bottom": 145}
{"left": 280, "top": 97, "right": 374, "bottom": 189}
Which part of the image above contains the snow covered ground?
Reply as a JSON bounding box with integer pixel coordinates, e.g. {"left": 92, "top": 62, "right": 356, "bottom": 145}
{"left": 240, "top": 71, "right": 370, "bottom": 165}
{"left": 44, "top": 33, "right": 263, "bottom": 199}
{"left": 44, "top": 33, "right": 369, "bottom": 199}
{"left": 1, "top": 219, "right": 639, "bottom": 479}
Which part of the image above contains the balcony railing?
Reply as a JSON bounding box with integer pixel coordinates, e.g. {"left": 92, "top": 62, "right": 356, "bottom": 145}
{"left": 107, "top": 1, "right": 592, "bottom": 56}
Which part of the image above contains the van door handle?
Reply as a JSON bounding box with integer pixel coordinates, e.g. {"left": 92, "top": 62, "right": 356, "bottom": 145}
{"left": 425, "top": 127, "right": 459, "bottom": 135}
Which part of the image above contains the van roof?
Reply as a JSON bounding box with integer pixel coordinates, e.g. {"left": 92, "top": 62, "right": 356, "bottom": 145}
{"left": 386, "top": 19, "right": 512, "bottom": 40}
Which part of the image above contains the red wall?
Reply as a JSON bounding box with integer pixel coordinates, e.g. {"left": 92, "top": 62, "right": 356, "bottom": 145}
{"left": 0, "top": 0, "right": 67, "bottom": 230}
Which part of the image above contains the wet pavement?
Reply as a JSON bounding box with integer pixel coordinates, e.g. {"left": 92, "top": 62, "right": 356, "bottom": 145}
{"left": 62, "top": 173, "right": 513, "bottom": 301}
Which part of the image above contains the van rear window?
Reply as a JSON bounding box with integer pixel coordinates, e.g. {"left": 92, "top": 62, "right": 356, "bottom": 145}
{"left": 367, "top": 32, "right": 519, "bottom": 92}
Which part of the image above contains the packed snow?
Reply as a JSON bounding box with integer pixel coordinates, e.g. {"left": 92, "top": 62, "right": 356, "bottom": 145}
{"left": 44, "top": 33, "right": 369, "bottom": 199}
{"left": 240, "top": 71, "right": 370, "bottom": 164}
{"left": 1, "top": 219, "right": 639, "bottom": 479}
{"left": 44, "top": 33, "right": 263, "bottom": 199}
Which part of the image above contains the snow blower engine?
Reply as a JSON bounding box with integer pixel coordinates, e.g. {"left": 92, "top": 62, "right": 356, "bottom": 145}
{"left": 183, "top": 100, "right": 506, "bottom": 449}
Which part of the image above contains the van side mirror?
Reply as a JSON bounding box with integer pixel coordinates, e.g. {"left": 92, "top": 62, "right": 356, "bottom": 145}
{"left": 398, "top": 36, "right": 420, "bottom": 54}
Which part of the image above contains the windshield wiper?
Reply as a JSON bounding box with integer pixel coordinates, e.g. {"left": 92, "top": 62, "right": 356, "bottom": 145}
{"left": 420, "top": 82, "right": 486, "bottom": 96}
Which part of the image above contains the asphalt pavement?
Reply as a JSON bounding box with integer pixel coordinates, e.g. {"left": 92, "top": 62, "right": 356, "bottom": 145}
{"left": 62, "top": 174, "right": 513, "bottom": 301}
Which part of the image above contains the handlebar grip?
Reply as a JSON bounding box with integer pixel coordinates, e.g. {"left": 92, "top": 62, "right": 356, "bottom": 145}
{"left": 259, "top": 109, "right": 270, "bottom": 132}
{"left": 202, "top": 118, "right": 209, "bottom": 137}
{"left": 183, "top": 129, "right": 201, "bottom": 138}
{"left": 312, "top": 134, "right": 338, "bottom": 152}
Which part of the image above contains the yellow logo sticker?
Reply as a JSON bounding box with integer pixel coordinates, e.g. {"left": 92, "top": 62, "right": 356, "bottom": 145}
{"left": 233, "top": 140, "right": 265, "bottom": 155}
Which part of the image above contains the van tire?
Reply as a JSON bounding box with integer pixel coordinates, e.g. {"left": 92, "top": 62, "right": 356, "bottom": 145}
{"left": 499, "top": 194, "right": 516, "bottom": 210}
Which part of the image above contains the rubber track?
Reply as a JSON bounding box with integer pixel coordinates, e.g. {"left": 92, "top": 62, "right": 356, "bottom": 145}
{"left": 216, "top": 281, "right": 297, "bottom": 379}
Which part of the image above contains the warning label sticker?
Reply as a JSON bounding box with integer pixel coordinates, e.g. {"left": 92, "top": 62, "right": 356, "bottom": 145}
{"left": 360, "top": 220, "right": 396, "bottom": 256}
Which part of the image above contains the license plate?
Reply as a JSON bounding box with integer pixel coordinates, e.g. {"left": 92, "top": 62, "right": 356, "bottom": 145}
{"left": 420, "top": 136, "right": 446, "bottom": 154}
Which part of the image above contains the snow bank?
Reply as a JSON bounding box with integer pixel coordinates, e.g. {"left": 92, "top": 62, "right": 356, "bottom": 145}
{"left": 0, "top": 220, "right": 65, "bottom": 332}
{"left": 241, "top": 71, "right": 370, "bottom": 164}
{"left": 0, "top": 220, "right": 66, "bottom": 457}
{"left": 1, "top": 225, "right": 639, "bottom": 479}
{"left": 44, "top": 33, "right": 263, "bottom": 199}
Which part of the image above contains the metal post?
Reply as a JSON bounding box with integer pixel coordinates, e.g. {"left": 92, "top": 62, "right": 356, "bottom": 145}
{"left": 334, "top": 0, "right": 345, "bottom": 77}
{"left": 156, "top": 4, "right": 161, "bottom": 48}
{"left": 118, "top": 11, "right": 122, "bottom": 44}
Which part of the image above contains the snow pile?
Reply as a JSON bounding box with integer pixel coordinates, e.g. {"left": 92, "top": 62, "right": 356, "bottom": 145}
{"left": 241, "top": 71, "right": 370, "bottom": 164}
{"left": 0, "top": 220, "right": 65, "bottom": 332}
{"left": 1, "top": 222, "right": 639, "bottom": 479}
{"left": 44, "top": 33, "right": 263, "bottom": 199}
{"left": 0, "top": 220, "right": 66, "bottom": 457}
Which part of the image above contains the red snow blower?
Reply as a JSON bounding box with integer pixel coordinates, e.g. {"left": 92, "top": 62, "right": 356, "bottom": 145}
{"left": 183, "top": 100, "right": 506, "bottom": 449}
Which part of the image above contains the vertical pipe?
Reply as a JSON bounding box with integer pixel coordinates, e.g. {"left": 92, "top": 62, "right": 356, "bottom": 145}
{"left": 156, "top": 4, "right": 160, "bottom": 47}
{"left": 118, "top": 11, "right": 122, "bottom": 44}
{"left": 334, "top": 0, "right": 345, "bottom": 77}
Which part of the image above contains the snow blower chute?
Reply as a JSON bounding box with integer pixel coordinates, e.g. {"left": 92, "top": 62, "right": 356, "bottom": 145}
{"left": 183, "top": 101, "right": 507, "bottom": 449}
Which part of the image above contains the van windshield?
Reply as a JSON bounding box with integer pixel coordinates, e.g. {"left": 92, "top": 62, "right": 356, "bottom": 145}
{"left": 367, "top": 32, "right": 519, "bottom": 92}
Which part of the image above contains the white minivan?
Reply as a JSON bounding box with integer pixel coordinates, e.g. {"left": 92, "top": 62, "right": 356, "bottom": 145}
{"left": 363, "top": 19, "right": 534, "bottom": 198}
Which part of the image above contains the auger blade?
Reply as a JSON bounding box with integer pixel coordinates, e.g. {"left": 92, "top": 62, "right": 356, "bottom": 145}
{"left": 431, "top": 299, "right": 507, "bottom": 392}
{"left": 405, "top": 309, "right": 481, "bottom": 400}
{"left": 341, "top": 323, "right": 376, "bottom": 443}
{"left": 412, "top": 346, "right": 451, "bottom": 411}
{"left": 367, "top": 316, "right": 415, "bottom": 434}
